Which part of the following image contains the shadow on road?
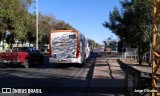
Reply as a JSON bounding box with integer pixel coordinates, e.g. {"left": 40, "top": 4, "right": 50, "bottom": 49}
{"left": 30, "top": 52, "right": 100, "bottom": 69}
{"left": 0, "top": 52, "right": 126, "bottom": 96}
{"left": 0, "top": 52, "right": 102, "bottom": 96}
{"left": 0, "top": 52, "right": 101, "bottom": 69}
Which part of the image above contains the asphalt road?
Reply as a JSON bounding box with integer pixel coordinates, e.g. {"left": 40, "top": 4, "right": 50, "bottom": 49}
{"left": 0, "top": 52, "right": 99, "bottom": 96}
{"left": 0, "top": 49, "right": 122, "bottom": 96}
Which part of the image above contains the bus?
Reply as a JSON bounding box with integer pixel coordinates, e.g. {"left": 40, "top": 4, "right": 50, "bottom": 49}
{"left": 85, "top": 37, "right": 93, "bottom": 59}
{"left": 49, "top": 30, "right": 89, "bottom": 64}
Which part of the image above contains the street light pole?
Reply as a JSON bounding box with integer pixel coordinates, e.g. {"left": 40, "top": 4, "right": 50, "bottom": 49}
{"left": 35, "top": 0, "right": 38, "bottom": 50}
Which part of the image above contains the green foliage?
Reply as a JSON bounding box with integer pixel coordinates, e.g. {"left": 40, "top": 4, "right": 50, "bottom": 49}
{"left": 38, "top": 14, "right": 56, "bottom": 44}
{"left": 103, "top": 0, "right": 153, "bottom": 64}
{"left": 90, "top": 39, "right": 102, "bottom": 48}
{"left": 0, "top": 0, "right": 32, "bottom": 42}
{"left": 20, "top": 0, "right": 32, "bottom": 9}
{"left": 54, "top": 20, "right": 75, "bottom": 30}
{"left": 0, "top": 0, "right": 75, "bottom": 46}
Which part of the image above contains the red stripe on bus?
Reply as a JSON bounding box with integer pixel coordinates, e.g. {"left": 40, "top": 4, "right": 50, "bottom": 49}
{"left": 76, "top": 32, "right": 80, "bottom": 58}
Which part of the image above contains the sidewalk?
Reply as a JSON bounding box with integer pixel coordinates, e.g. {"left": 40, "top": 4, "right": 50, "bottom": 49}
{"left": 88, "top": 52, "right": 127, "bottom": 96}
{"left": 119, "top": 58, "right": 155, "bottom": 74}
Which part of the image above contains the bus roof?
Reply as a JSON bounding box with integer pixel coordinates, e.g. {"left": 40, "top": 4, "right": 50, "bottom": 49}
{"left": 51, "top": 30, "right": 80, "bottom": 33}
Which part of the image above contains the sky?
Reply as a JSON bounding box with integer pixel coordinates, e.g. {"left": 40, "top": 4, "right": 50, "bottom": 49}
{"left": 29, "top": 0, "right": 121, "bottom": 44}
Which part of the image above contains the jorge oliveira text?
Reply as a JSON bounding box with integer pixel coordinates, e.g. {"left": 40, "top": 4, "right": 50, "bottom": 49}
{"left": 134, "top": 89, "right": 157, "bottom": 93}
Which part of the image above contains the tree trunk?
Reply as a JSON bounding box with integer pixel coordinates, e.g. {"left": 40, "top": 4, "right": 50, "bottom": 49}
{"left": 139, "top": 54, "right": 143, "bottom": 65}
{"left": 10, "top": 43, "right": 13, "bottom": 49}
{"left": 138, "top": 48, "right": 143, "bottom": 65}
{"left": 2, "top": 33, "right": 5, "bottom": 49}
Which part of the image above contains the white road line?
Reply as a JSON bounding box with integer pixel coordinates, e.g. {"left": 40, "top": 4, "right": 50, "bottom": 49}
{"left": 66, "top": 71, "right": 76, "bottom": 78}
{"left": 69, "top": 71, "right": 76, "bottom": 77}
{"left": 74, "top": 68, "right": 83, "bottom": 79}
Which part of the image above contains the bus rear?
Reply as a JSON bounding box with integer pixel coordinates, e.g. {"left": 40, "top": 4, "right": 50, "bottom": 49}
{"left": 49, "top": 30, "right": 81, "bottom": 63}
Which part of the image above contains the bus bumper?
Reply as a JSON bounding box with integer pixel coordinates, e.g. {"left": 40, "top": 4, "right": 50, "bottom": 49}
{"left": 49, "top": 58, "right": 81, "bottom": 64}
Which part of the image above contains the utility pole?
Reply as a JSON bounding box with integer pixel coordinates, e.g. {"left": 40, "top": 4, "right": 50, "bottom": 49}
{"left": 152, "top": 0, "right": 160, "bottom": 96}
{"left": 35, "top": 0, "right": 38, "bottom": 50}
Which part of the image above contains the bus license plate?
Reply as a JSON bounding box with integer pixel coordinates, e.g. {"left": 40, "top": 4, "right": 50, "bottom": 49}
{"left": 52, "top": 54, "right": 57, "bottom": 58}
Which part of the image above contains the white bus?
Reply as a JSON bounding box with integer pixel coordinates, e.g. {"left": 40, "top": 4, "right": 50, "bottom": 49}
{"left": 85, "top": 37, "right": 92, "bottom": 59}
{"left": 49, "top": 30, "right": 89, "bottom": 64}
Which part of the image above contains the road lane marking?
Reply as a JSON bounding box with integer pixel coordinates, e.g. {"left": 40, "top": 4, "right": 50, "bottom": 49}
{"left": 67, "top": 71, "right": 76, "bottom": 78}
{"left": 74, "top": 68, "right": 84, "bottom": 79}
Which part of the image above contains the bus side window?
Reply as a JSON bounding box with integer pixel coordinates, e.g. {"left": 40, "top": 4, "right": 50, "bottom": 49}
{"left": 80, "top": 35, "right": 85, "bottom": 48}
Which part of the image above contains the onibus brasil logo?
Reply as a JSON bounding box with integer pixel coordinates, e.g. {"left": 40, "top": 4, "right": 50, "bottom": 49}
{"left": 1, "top": 88, "right": 42, "bottom": 94}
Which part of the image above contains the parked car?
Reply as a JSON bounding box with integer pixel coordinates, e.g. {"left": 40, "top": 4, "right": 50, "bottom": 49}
{"left": 0, "top": 47, "right": 44, "bottom": 68}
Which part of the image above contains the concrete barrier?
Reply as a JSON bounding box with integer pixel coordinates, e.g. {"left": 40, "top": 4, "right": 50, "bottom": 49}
{"left": 118, "top": 59, "right": 152, "bottom": 96}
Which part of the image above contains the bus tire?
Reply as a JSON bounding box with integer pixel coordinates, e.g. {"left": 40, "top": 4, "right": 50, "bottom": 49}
{"left": 82, "top": 54, "right": 86, "bottom": 64}
{"left": 77, "top": 63, "right": 84, "bottom": 67}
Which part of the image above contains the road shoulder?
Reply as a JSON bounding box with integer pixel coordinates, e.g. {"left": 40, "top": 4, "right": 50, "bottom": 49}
{"left": 87, "top": 52, "right": 127, "bottom": 96}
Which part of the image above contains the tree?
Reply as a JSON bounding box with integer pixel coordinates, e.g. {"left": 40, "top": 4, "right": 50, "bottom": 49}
{"left": 103, "top": 0, "right": 153, "bottom": 65}
{"left": 38, "top": 14, "right": 75, "bottom": 45}
{"left": 0, "top": 0, "right": 76, "bottom": 49}
{"left": 38, "top": 14, "right": 57, "bottom": 44}
{"left": 0, "top": 0, "right": 18, "bottom": 41}
{"left": 103, "top": 36, "right": 117, "bottom": 51}
{"left": 0, "top": 0, "right": 33, "bottom": 47}
{"left": 54, "top": 20, "right": 75, "bottom": 30}
{"left": 20, "top": 0, "right": 32, "bottom": 9}
{"left": 90, "top": 39, "right": 101, "bottom": 48}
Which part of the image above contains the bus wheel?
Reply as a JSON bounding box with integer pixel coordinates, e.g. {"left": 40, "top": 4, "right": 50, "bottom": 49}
{"left": 77, "top": 63, "right": 84, "bottom": 67}
{"left": 82, "top": 55, "right": 86, "bottom": 65}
